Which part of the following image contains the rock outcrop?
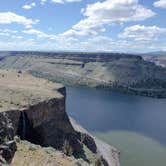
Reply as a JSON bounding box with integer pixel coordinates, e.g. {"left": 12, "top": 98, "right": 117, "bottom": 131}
{"left": 0, "top": 112, "right": 16, "bottom": 165}
{"left": 0, "top": 69, "right": 119, "bottom": 165}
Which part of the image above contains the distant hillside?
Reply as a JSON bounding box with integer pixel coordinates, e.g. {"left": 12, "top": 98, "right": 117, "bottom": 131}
{"left": 0, "top": 51, "right": 166, "bottom": 98}
{"left": 143, "top": 51, "right": 166, "bottom": 56}
{"left": 142, "top": 53, "right": 166, "bottom": 68}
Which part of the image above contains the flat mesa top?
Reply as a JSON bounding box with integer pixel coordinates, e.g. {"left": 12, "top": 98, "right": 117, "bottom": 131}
{"left": 0, "top": 69, "right": 64, "bottom": 112}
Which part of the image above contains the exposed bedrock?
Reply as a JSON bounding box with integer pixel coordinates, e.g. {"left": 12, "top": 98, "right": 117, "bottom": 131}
{"left": 0, "top": 112, "right": 17, "bottom": 165}
{"left": 7, "top": 97, "right": 86, "bottom": 157}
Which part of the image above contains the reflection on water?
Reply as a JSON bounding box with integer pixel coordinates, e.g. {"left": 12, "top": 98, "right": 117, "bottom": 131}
{"left": 94, "top": 131, "right": 166, "bottom": 166}
{"left": 66, "top": 86, "right": 166, "bottom": 166}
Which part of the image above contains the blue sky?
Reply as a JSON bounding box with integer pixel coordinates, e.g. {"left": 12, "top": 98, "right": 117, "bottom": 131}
{"left": 0, "top": 0, "right": 165, "bottom": 52}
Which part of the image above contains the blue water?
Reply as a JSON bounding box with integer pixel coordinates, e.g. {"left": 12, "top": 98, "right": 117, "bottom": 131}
{"left": 66, "top": 86, "right": 166, "bottom": 166}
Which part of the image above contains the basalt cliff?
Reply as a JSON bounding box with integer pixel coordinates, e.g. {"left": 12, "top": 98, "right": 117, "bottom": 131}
{"left": 0, "top": 69, "right": 120, "bottom": 166}
{"left": 0, "top": 51, "right": 166, "bottom": 98}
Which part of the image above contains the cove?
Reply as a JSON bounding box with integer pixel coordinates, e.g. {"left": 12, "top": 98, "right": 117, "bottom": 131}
{"left": 66, "top": 86, "right": 166, "bottom": 166}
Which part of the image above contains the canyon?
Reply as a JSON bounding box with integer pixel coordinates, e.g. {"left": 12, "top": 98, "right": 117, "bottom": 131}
{"left": 0, "top": 51, "right": 166, "bottom": 98}
{"left": 0, "top": 69, "right": 120, "bottom": 166}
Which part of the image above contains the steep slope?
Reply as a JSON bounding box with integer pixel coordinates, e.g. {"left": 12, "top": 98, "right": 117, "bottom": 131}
{"left": 0, "top": 51, "right": 166, "bottom": 98}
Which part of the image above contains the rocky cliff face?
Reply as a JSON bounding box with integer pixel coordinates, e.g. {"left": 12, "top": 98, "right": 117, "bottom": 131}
{"left": 0, "top": 112, "right": 16, "bottom": 165}
{"left": 0, "top": 69, "right": 118, "bottom": 165}
{"left": 5, "top": 97, "right": 88, "bottom": 159}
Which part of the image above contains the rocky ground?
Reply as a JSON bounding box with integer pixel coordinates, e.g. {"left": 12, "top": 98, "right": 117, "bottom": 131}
{"left": 12, "top": 138, "right": 89, "bottom": 166}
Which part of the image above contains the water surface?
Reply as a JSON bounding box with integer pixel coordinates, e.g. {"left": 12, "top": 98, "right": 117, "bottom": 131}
{"left": 66, "top": 87, "right": 166, "bottom": 166}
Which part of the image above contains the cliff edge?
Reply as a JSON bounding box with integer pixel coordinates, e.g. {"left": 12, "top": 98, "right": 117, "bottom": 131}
{"left": 0, "top": 69, "right": 120, "bottom": 166}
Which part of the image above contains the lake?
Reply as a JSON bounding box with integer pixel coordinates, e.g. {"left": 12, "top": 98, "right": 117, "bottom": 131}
{"left": 66, "top": 86, "right": 166, "bottom": 166}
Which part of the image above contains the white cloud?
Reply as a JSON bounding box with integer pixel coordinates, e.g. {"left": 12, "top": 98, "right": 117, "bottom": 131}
{"left": 0, "top": 29, "right": 18, "bottom": 34}
{"left": 22, "top": 28, "right": 57, "bottom": 39}
{"left": 153, "top": 0, "right": 166, "bottom": 9}
{"left": 0, "top": 1, "right": 163, "bottom": 52}
{"left": 0, "top": 29, "right": 17, "bottom": 37}
{"left": 88, "top": 36, "right": 112, "bottom": 43}
{"left": 0, "top": 33, "right": 165, "bottom": 52}
{"left": 40, "top": 0, "right": 81, "bottom": 4}
{"left": 11, "top": 35, "right": 23, "bottom": 39}
{"left": 22, "top": 2, "right": 36, "bottom": 10}
{"left": 82, "top": 0, "right": 155, "bottom": 22}
{"left": 40, "top": 0, "right": 47, "bottom": 5}
{"left": 23, "top": 29, "right": 45, "bottom": 37}
{"left": 61, "top": 0, "right": 155, "bottom": 37}
{"left": 0, "top": 12, "right": 39, "bottom": 28}
{"left": 0, "top": 28, "right": 23, "bottom": 39}
{"left": 0, "top": 32, "right": 10, "bottom": 37}
{"left": 119, "top": 25, "right": 166, "bottom": 42}
{"left": 0, "top": 39, "right": 37, "bottom": 50}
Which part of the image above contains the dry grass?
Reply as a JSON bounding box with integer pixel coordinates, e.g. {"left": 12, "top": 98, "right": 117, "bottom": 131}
{"left": 11, "top": 141, "right": 77, "bottom": 166}
{"left": 0, "top": 69, "right": 63, "bottom": 112}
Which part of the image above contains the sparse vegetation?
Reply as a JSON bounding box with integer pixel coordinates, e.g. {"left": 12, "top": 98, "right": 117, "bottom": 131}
{"left": 10, "top": 101, "right": 14, "bottom": 105}
{"left": 94, "top": 155, "right": 103, "bottom": 166}
{"left": 62, "top": 140, "right": 73, "bottom": 156}
{"left": 0, "top": 69, "right": 63, "bottom": 112}
{"left": 80, "top": 133, "right": 85, "bottom": 144}
{"left": 11, "top": 141, "right": 84, "bottom": 166}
